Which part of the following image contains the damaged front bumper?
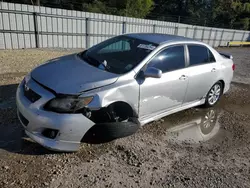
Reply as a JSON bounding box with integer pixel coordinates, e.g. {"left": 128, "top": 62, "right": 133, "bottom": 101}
{"left": 16, "top": 79, "right": 95, "bottom": 152}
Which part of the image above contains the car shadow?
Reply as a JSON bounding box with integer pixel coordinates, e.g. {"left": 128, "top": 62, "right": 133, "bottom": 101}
{"left": 0, "top": 83, "right": 55, "bottom": 155}
{"left": 0, "top": 83, "right": 137, "bottom": 155}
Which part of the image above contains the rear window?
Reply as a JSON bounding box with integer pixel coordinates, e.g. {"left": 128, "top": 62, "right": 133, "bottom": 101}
{"left": 188, "top": 45, "right": 216, "bottom": 66}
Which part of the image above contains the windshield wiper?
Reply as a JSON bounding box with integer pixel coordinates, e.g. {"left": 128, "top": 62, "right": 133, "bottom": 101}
{"left": 81, "top": 53, "right": 112, "bottom": 72}
{"left": 98, "top": 60, "right": 107, "bottom": 70}
{"left": 81, "top": 52, "right": 100, "bottom": 67}
{"left": 98, "top": 60, "right": 112, "bottom": 72}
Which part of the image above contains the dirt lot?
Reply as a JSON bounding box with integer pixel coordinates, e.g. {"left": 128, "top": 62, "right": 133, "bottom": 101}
{"left": 0, "top": 48, "right": 250, "bottom": 188}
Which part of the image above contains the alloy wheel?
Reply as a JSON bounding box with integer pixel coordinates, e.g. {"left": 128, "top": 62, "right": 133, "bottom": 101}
{"left": 208, "top": 84, "right": 221, "bottom": 105}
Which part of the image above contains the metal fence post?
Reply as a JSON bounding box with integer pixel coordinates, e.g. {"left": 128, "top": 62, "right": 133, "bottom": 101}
{"left": 192, "top": 27, "right": 197, "bottom": 39}
{"left": 201, "top": 28, "right": 205, "bottom": 42}
{"left": 153, "top": 24, "right": 156, "bottom": 33}
{"left": 213, "top": 29, "right": 218, "bottom": 47}
{"left": 122, "top": 21, "right": 126, "bottom": 34}
{"left": 174, "top": 25, "right": 178, "bottom": 35}
{"left": 241, "top": 32, "right": 246, "bottom": 42}
{"left": 33, "top": 12, "right": 39, "bottom": 48}
{"left": 219, "top": 30, "right": 224, "bottom": 46}
{"left": 185, "top": 27, "right": 189, "bottom": 37}
{"left": 85, "top": 17, "right": 89, "bottom": 48}
{"left": 231, "top": 31, "right": 236, "bottom": 42}
{"left": 208, "top": 28, "right": 213, "bottom": 45}
{"left": 239, "top": 32, "right": 246, "bottom": 47}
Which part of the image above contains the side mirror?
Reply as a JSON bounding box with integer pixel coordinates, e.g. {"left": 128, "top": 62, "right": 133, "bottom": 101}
{"left": 144, "top": 67, "right": 162, "bottom": 78}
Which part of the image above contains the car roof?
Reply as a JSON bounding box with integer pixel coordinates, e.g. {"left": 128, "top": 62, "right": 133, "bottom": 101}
{"left": 124, "top": 33, "right": 195, "bottom": 45}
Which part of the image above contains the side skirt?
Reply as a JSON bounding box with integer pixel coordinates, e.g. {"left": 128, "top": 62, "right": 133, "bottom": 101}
{"left": 139, "top": 99, "right": 206, "bottom": 126}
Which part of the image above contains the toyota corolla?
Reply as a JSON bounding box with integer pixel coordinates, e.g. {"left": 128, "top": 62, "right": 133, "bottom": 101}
{"left": 16, "top": 33, "right": 234, "bottom": 151}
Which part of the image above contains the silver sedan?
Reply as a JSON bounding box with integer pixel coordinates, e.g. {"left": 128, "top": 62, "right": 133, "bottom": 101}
{"left": 16, "top": 33, "right": 234, "bottom": 151}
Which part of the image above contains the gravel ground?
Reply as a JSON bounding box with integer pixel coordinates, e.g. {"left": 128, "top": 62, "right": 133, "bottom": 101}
{"left": 0, "top": 48, "right": 250, "bottom": 188}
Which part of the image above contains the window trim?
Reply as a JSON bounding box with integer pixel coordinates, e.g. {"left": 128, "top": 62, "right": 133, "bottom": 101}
{"left": 186, "top": 44, "right": 216, "bottom": 67}
{"left": 144, "top": 44, "right": 188, "bottom": 74}
{"left": 208, "top": 49, "right": 216, "bottom": 63}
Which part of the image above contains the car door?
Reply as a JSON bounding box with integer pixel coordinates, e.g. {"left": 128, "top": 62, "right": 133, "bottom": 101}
{"left": 183, "top": 44, "right": 218, "bottom": 104}
{"left": 139, "top": 45, "right": 189, "bottom": 119}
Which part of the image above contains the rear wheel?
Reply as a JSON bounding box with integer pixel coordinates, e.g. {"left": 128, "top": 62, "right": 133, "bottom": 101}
{"left": 204, "top": 82, "right": 223, "bottom": 107}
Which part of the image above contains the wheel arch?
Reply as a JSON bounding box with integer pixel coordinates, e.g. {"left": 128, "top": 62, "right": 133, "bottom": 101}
{"left": 88, "top": 100, "right": 139, "bottom": 124}
{"left": 217, "top": 79, "right": 225, "bottom": 92}
{"left": 107, "top": 101, "right": 138, "bottom": 118}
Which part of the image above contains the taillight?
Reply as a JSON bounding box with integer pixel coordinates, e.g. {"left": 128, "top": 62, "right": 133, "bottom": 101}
{"left": 232, "top": 64, "right": 235, "bottom": 71}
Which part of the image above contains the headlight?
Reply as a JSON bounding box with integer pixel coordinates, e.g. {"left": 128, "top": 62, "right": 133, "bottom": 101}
{"left": 45, "top": 96, "right": 93, "bottom": 113}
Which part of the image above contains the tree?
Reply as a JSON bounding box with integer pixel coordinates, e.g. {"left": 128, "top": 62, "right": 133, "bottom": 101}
{"left": 231, "top": 0, "right": 250, "bottom": 30}
{"left": 81, "top": 0, "right": 108, "bottom": 13}
{"left": 122, "top": 0, "right": 154, "bottom": 18}
{"left": 5, "top": 0, "right": 249, "bottom": 30}
{"left": 147, "top": 0, "right": 208, "bottom": 24}
{"left": 149, "top": 0, "right": 250, "bottom": 30}
{"left": 210, "top": 0, "right": 250, "bottom": 30}
{"left": 81, "top": 0, "right": 154, "bottom": 18}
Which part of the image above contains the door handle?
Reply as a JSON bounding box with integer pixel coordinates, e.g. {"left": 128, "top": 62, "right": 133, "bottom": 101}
{"left": 179, "top": 75, "right": 188, "bottom": 80}
{"left": 211, "top": 68, "right": 216, "bottom": 72}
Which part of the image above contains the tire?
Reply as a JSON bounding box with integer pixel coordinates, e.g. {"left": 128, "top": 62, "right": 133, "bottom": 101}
{"left": 204, "top": 81, "right": 223, "bottom": 108}
{"left": 82, "top": 119, "right": 140, "bottom": 144}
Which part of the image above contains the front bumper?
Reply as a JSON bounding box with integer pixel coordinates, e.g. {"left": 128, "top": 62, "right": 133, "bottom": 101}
{"left": 16, "top": 79, "right": 95, "bottom": 152}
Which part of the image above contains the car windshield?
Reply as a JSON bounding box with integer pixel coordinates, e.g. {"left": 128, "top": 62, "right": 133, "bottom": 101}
{"left": 80, "top": 36, "right": 158, "bottom": 74}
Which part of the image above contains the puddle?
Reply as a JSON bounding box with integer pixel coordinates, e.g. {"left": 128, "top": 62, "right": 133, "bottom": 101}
{"left": 164, "top": 109, "right": 222, "bottom": 143}
{"left": 144, "top": 107, "right": 224, "bottom": 144}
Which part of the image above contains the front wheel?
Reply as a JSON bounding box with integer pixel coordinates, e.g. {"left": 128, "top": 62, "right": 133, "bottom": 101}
{"left": 81, "top": 119, "right": 140, "bottom": 144}
{"left": 204, "top": 82, "right": 223, "bottom": 107}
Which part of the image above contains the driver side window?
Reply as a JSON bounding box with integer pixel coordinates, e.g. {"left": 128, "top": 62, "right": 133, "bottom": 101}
{"left": 148, "top": 45, "right": 185, "bottom": 73}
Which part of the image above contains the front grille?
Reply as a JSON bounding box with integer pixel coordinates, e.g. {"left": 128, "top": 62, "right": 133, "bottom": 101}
{"left": 23, "top": 84, "right": 41, "bottom": 103}
{"left": 18, "top": 110, "right": 29, "bottom": 126}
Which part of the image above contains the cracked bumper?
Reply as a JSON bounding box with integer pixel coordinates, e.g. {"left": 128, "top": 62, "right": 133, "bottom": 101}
{"left": 16, "top": 79, "right": 95, "bottom": 152}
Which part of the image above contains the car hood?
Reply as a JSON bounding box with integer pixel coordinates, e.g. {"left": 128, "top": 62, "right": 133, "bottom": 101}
{"left": 31, "top": 54, "right": 118, "bottom": 94}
